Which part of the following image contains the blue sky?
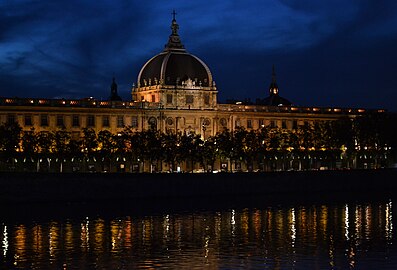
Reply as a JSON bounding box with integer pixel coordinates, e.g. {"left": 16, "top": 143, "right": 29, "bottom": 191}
{"left": 1, "top": 0, "right": 397, "bottom": 110}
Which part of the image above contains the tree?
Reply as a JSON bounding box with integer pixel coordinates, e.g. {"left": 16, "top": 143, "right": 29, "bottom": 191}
{"left": 97, "top": 129, "right": 114, "bottom": 171}
{"left": 0, "top": 121, "right": 22, "bottom": 156}
{"left": 37, "top": 131, "right": 55, "bottom": 171}
{"left": 52, "top": 129, "right": 71, "bottom": 172}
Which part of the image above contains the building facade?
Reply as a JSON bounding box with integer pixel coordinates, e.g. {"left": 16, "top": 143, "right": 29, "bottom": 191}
{"left": 0, "top": 16, "right": 385, "bottom": 172}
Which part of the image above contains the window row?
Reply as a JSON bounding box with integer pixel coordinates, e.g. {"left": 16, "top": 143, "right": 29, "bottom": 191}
{"left": 134, "top": 94, "right": 211, "bottom": 105}
{"left": 234, "top": 119, "right": 307, "bottom": 129}
{"left": 7, "top": 114, "right": 139, "bottom": 128}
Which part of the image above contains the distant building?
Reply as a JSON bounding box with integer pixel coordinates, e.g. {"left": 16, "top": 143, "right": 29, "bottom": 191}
{"left": 0, "top": 16, "right": 380, "bottom": 140}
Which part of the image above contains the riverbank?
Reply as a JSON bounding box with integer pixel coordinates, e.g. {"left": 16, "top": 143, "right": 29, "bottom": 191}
{"left": 0, "top": 169, "right": 396, "bottom": 204}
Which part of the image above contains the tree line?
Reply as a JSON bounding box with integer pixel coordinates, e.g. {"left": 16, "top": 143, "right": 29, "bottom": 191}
{"left": 0, "top": 112, "right": 395, "bottom": 172}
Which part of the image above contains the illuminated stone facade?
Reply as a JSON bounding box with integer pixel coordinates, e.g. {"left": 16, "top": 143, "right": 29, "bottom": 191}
{"left": 0, "top": 17, "right": 380, "bottom": 139}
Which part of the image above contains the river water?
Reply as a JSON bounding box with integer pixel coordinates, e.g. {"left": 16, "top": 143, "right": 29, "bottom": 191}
{"left": 0, "top": 195, "right": 396, "bottom": 269}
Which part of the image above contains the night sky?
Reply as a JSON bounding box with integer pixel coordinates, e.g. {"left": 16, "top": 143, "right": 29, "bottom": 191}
{"left": 1, "top": 0, "right": 397, "bottom": 110}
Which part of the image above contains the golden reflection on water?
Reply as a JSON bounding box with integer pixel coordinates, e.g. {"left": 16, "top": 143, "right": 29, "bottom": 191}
{"left": 0, "top": 200, "right": 396, "bottom": 269}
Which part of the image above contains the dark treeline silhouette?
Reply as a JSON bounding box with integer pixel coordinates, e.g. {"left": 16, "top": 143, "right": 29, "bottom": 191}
{"left": 0, "top": 113, "right": 396, "bottom": 173}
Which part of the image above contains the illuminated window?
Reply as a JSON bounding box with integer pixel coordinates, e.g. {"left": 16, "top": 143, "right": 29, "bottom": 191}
{"left": 151, "top": 95, "right": 155, "bottom": 102}
{"left": 131, "top": 116, "right": 138, "bottom": 127}
{"left": 247, "top": 119, "right": 252, "bottom": 128}
{"left": 24, "top": 115, "right": 32, "bottom": 126}
{"left": 102, "top": 116, "right": 109, "bottom": 127}
{"left": 87, "top": 115, "right": 95, "bottom": 127}
{"left": 166, "top": 94, "right": 173, "bottom": 104}
{"left": 72, "top": 115, "right": 79, "bottom": 127}
{"left": 117, "top": 116, "right": 124, "bottom": 128}
{"left": 40, "top": 115, "right": 48, "bottom": 126}
{"left": 57, "top": 115, "right": 64, "bottom": 127}
{"left": 186, "top": 95, "right": 193, "bottom": 104}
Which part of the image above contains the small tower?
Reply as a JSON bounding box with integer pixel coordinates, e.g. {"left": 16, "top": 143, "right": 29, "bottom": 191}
{"left": 269, "top": 64, "right": 279, "bottom": 95}
{"left": 260, "top": 65, "right": 291, "bottom": 106}
{"left": 164, "top": 10, "right": 185, "bottom": 51}
{"left": 109, "top": 76, "right": 122, "bottom": 101}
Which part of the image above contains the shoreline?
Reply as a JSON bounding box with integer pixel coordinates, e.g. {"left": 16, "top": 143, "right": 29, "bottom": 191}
{"left": 0, "top": 169, "right": 396, "bottom": 204}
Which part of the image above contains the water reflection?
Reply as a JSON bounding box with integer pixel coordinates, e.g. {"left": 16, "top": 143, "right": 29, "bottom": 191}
{"left": 0, "top": 200, "right": 397, "bottom": 269}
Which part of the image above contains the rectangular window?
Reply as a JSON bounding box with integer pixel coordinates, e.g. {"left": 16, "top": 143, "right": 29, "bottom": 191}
{"left": 141, "top": 96, "right": 144, "bottom": 101}
{"left": 293, "top": 120, "right": 298, "bottom": 129}
{"left": 40, "top": 114, "right": 48, "bottom": 126}
{"left": 117, "top": 116, "right": 124, "bottom": 128}
{"left": 186, "top": 95, "right": 193, "bottom": 104}
{"left": 87, "top": 115, "right": 95, "bottom": 127}
{"left": 270, "top": 120, "right": 275, "bottom": 128}
{"left": 7, "top": 114, "right": 15, "bottom": 124}
{"left": 72, "top": 115, "right": 80, "bottom": 127}
{"left": 235, "top": 119, "right": 241, "bottom": 127}
{"left": 204, "top": 94, "right": 210, "bottom": 105}
{"left": 151, "top": 95, "right": 155, "bottom": 102}
{"left": 282, "top": 120, "right": 287, "bottom": 129}
{"left": 57, "top": 115, "right": 64, "bottom": 127}
{"left": 131, "top": 116, "right": 138, "bottom": 128}
{"left": 247, "top": 119, "right": 252, "bottom": 129}
{"left": 24, "top": 115, "right": 32, "bottom": 126}
{"left": 167, "top": 94, "right": 173, "bottom": 104}
{"left": 259, "top": 119, "right": 264, "bottom": 127}
{"left": 102, "top": 115, "right": 110, "bottom": 127}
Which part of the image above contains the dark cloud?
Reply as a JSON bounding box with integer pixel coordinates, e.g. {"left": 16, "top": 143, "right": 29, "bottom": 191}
{"left": 0, "top": 0, "right": 396, "bottom": 110}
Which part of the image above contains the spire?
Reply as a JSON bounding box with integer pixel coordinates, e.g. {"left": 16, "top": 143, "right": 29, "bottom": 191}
{"left": 109, "top": 76, "right": 122, "bottom": 101}
{"left": 164, "top": 10, "right": 185, "bottom": 51}
{"left": 269, "top": 64, "right": 279, "bottom": 95}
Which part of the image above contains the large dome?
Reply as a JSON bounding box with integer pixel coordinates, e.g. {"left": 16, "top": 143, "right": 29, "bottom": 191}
{"left": 137, "top": 15, "right": 213, "bottom": 88}
{"left": 138, "top": 51, "right": 213, "bottom": 87}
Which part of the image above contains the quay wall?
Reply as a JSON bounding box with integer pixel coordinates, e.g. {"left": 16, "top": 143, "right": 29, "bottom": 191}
{"left": 0, "top": 169, "right": 396, "bottom": 203}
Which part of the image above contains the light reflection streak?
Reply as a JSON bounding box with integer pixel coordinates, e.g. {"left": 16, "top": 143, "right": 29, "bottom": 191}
{"left": 163, "top": 215, "right": 170, "bottom": 241}
{"left": 386, "top": 200, "right": 393, "bottom": 241}
{"left": 355, "top": 206, "right": 361, "bottom": 244}
{"left": 231, "top": 209, "right": 236, "bottom": 238}
{"left": 2, "top": 225, "right": 8, "bottom": 257}
{"left": 49, "top": 222, "right": 59, "bottom": 260}
{"left": 364, "top": 205, "right": 371, "bottom": 240}
{"left": 80, "top": 217, "right": 90, "bottom": 250}
{"left": 14, "top": 225, "right": 26, "bottom": 267}
{"left": 291, "top": 208, "right": 296, "bottom": 247}
{"left": 345, "top": 204, "right": 349, "bottom": 241}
